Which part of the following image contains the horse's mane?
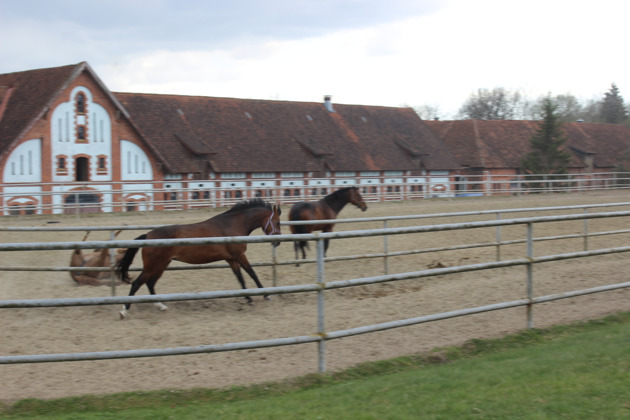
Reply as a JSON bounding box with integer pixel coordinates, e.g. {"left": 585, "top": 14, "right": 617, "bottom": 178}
{"left": 224, "top": 198, "right": 272, "bottom": 214}
{"left": 323, "top": 187, "right": 357, "bottom": 203}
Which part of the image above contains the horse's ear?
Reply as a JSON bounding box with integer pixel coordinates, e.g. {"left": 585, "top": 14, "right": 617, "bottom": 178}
{"left": 274, "top": 204, "right": 281, "bottom": 215}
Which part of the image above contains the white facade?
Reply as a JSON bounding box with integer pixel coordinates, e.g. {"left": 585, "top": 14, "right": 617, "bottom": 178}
{"left": 2, "top": 139, "right": 42, "bottom": 183}
{"left": 120, "top": 140, "right": 153, "bottom": 181}
{"left": 51, "top": 86, "right": 113, "bottom": 183}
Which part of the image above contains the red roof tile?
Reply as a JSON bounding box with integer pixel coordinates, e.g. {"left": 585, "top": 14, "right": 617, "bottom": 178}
{"left": 426, "top": 119, "right": 630, "bottom": 171}
{"left": 0, "top": 63, "right": 80, "bottom": 157}
{"left": 114, "top": 93, "right": 459, "bottom": 175}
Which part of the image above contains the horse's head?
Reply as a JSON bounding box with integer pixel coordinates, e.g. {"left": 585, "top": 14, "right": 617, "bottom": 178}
{"left": 263, "top": 204, "right": 282, "bottom": 246}
{"left": 349, "top": 187, "right": 368, "bottom": 212}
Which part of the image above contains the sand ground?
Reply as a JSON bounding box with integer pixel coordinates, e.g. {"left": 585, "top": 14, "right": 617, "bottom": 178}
{"left": 1, "top": 191, "right": 629, "bottom": 402}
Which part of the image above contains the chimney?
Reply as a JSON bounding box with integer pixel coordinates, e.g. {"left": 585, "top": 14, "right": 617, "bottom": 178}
{"left": 324, "top": 95, "right": 335, "bottom": 113}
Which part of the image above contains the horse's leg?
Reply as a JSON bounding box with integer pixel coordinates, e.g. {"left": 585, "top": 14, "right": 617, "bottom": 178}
{"left": 235, "top": 255, "right": 271, "bottom": 301}
{"left": 119, "top": 266, "right": 167, "bottom": 318}
{"left": 227, "top": 260, "right": 253, "bottom": 304}
{"left": 146, "top": 276, "right": 168, "bottom": 312}
{"left": 120, "top": 272, "right": 148, "bottom": 319}
{"left": 322, "top": 227, "right": 333, "bottom": 256}
{"left": 294, "top": 241, "right": 303, "bottom": 267}
{"left": 301, "top": 241, "right": 309, "bottom": 259}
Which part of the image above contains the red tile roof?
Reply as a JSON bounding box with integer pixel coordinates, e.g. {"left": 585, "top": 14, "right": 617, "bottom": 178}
{"left": 114, "top": 92, "right": 459, "bottom": 174}
{"left": 426, "top": 119, "right": 630, "bottom": 170}
{"left": 0, "top": 63, "right": 79, "bottom": 158}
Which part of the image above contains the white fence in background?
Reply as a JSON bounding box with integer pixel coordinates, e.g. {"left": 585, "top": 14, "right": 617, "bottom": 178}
{"left": 1, "top": 206, "right": 630, "bottom": 370}
{"left": 2, "top": 171, "right": 630, "bottom": 216}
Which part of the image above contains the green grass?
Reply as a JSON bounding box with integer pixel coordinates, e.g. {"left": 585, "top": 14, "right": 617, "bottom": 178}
{"left": 2, "top": 312, "right": 629, "bottom": 419}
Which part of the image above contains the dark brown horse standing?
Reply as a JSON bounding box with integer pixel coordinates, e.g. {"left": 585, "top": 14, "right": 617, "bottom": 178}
{"left": 288, "top": 186, "right": 367, "bottom": 263}
{"left": 115, "top": 199, "right": 281, "bottom": 319}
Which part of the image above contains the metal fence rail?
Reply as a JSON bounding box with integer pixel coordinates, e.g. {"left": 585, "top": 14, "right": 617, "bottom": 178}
{"left": 3, "top": 201, "right": 630, "bottom": 278}
{"left": 2, "top": 210, "right": 630, "bottom": 368}
{"left": 3, "top": 171, "right": 630, "bottom": 216}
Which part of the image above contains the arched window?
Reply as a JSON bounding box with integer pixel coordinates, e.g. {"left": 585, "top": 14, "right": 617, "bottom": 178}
{"left": 76, "top": 93, "right": 85, "bottom": 113}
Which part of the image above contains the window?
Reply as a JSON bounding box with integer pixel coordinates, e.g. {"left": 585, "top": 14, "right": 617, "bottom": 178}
{"left": 77, "top": 125, "right": 86, "bottom": 141}
{"left": 96, "top": 155, "right": 108, "bottom": 175}
{"left": 76, "top": 93, "right": 85, "bottom": 114}
{"left": 221, "top": 173, "right": 246, "bottom": 179}
{"left": 252, "top": 172, "right": 275, "bottom": 178}
{"left": 56, "top": 155, "right": 68, "bottom": 176}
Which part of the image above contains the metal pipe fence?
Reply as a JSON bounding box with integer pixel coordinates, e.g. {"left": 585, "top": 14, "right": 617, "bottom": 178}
{"left": 3, "top": 171, "right": 630, "bottom": 216}
{"left": 3, "top": 201, "right": 630, "bottom": 279}
{"left": 1, "top": 210, "right": 630, "bottom": 368}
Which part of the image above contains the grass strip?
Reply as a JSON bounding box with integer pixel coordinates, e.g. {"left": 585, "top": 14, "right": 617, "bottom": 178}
{"left": 2, "top": 311, "right": 629, "bottom": 419}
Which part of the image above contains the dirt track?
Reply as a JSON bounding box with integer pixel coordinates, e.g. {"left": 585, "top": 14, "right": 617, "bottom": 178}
{"left": 1, "top": 191, "right": 629, "bottom": 402}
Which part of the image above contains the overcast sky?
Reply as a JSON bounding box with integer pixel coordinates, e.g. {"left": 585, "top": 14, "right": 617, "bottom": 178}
{"left": 1, "top": 0, "right": 627, "bottom": 117}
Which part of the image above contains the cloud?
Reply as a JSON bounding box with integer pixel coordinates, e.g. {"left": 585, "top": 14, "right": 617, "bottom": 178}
{"left": 1, "top": 0, "right": 627, "bottom": 118}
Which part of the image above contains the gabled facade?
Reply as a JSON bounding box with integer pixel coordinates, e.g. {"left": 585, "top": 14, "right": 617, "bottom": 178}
{"left": 0, "top": 62, "right": 162, "bottom": 214}
{"left": 0, "top": 62, "right": 459, "bottom": 215}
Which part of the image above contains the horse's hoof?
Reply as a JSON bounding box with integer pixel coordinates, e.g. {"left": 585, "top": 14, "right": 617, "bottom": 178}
{"left": 154, "top": 302, "right": 168, "bottom": 311}
{"left": 264, "top": 295, "right": 272, "bottom": 301}
{"left": 119, "top": 310, "right": 127, "bottom": 320}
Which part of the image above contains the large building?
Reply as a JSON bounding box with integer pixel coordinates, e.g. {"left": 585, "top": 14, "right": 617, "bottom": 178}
{"left": 425, "top": 119, "right": 630, "bottom": 194}
{"left": 3, "top": 62, "right": 630, "bottom": 215}
{"left": 0, "top": 62, "right": 459, "bottom": 215}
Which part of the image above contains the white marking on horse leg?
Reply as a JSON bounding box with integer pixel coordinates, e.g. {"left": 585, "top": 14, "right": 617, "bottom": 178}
{"left": 119, "top": 305, "right": 128, "bottom": 320}
{"left": 154, "top": 302, "right": 168, "bottom": 311}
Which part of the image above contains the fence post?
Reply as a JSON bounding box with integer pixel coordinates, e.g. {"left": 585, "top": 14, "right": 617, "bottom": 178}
{"left": 526, "top": 222, "right": 534, "bottom": 329}
{"left": 383, "top": 220, "right": 389, "bottom": 275}
{"left": 109, "top": 230, "right": 117, "bottom": 296}
{"left": 583, "top": 208, "right": 589, "bottom": 251}
{"left": 316, "top": 238, "right": 326, "bottom": 373}
{"left": 271, "top": 243, "right": 278, "bottom": 287}
{"left": 74, "top": 191, "right": 80, "bottom": 219}
{"left": 495, "top": 213, "right": 502, "bottom": 261}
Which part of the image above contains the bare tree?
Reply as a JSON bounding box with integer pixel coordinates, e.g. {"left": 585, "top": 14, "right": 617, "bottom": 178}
{"left": 413, "top": 104, "right": 441, "bottom": 120}
{"left": 530, "top": 93, "right": 585, "bottom": 123}
{"left": 457, "top": 87, "right": 525, "bottom": 120}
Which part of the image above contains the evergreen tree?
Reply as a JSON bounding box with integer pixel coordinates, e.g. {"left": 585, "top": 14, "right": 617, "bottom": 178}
{"left": 600, "top": 83, "right": 628, "bottom": 124}
{"left": 521, "top": 97, "right": 572, "bottom": 176}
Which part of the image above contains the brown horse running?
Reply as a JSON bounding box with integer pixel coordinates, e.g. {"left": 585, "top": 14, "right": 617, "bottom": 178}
{"left": 115, "top": 199, "right": 281, "bottom": 319}
{"left": 288, "top": 186, "right": 367, "bottom": 263}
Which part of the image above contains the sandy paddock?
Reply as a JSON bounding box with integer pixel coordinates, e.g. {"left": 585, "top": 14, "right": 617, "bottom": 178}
{"left": 1, "top": 191, "right": 630, "bottom": 402}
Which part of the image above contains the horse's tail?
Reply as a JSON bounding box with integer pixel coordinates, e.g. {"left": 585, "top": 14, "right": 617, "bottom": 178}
{"left": 114, "top": 234, "right": 146, "bottom": 283}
